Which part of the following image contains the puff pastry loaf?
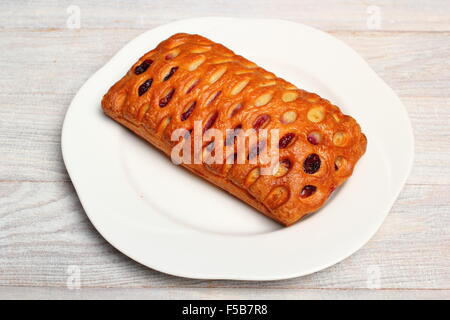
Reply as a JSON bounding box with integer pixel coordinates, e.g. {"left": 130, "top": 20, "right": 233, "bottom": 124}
{"left": 102, "top": 33, "right": 367, "bottom": 226}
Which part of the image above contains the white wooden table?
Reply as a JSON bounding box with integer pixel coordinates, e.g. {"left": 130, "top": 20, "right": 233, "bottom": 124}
{"left": 1, "top": 0, "right": 449, "bottom": 300}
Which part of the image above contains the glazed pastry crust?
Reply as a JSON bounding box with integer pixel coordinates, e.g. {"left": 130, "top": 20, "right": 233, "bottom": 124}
{"left": 102, "top": 33, "right": 367, "bottom": 226}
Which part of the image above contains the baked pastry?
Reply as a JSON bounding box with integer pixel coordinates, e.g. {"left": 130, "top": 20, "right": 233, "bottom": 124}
{"left": 102, "top": 33, "right": 367, "bottom": 226}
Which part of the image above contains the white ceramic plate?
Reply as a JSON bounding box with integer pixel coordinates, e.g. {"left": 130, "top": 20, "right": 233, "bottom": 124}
{"left": 62, "top": 17, "right": 414, "bottom": 280}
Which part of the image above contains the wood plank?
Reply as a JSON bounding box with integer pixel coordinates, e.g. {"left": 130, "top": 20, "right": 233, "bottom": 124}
{"left": 1, "top": 0, "right": 449, "bottom": 298}
{"left": 1, "top": 0, "right": 449, "bottom": 32}
{"left": 1, "top": 93, "right": 448, "bottom": 184}
{"left": 0, "top": 286, "right": 448, "bottom": 300}
{"left": 0, "top": 29, "right": 449, "bottom": 98}
{"left": 0, "top": 93, "right": 71, "bottom": 182}
{"left": 0, "top": 30, "right": 449, "bottom": 183}
{"left": 1, "top": 182, "right": 449, "bottom": 289}
{"left": 333, "top": 31, "right": 450, "bottom": 99}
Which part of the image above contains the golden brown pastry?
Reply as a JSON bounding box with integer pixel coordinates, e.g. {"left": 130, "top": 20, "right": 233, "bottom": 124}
{"left": 102, "top": 33, "right": 367, "bottom": 226}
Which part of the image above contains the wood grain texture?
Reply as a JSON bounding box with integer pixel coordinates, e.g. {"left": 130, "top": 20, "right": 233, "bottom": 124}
{"left": 0, "top": 31, "right": 449, "bottom": 183}
{"left": 0, "top": 0, "right": 449, "bottom": 299}
{"left": 1, "top": 182, "right": 449, "bottom": 289}
{"left": 1, "top": 287, "right": 448, "bottom": 300}
{"left": 1, "top": 93, "right": 448, "bottom": 185}
{"left": 1, "top": 0, "right": 449, "bottom": 31}
{"left": 1, "top": 29, "right": 449, "bottom": 98}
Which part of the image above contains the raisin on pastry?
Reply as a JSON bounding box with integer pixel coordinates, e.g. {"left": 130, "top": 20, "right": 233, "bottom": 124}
{"left": 102, "top": 33, "right": 367, "bottom": 226}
